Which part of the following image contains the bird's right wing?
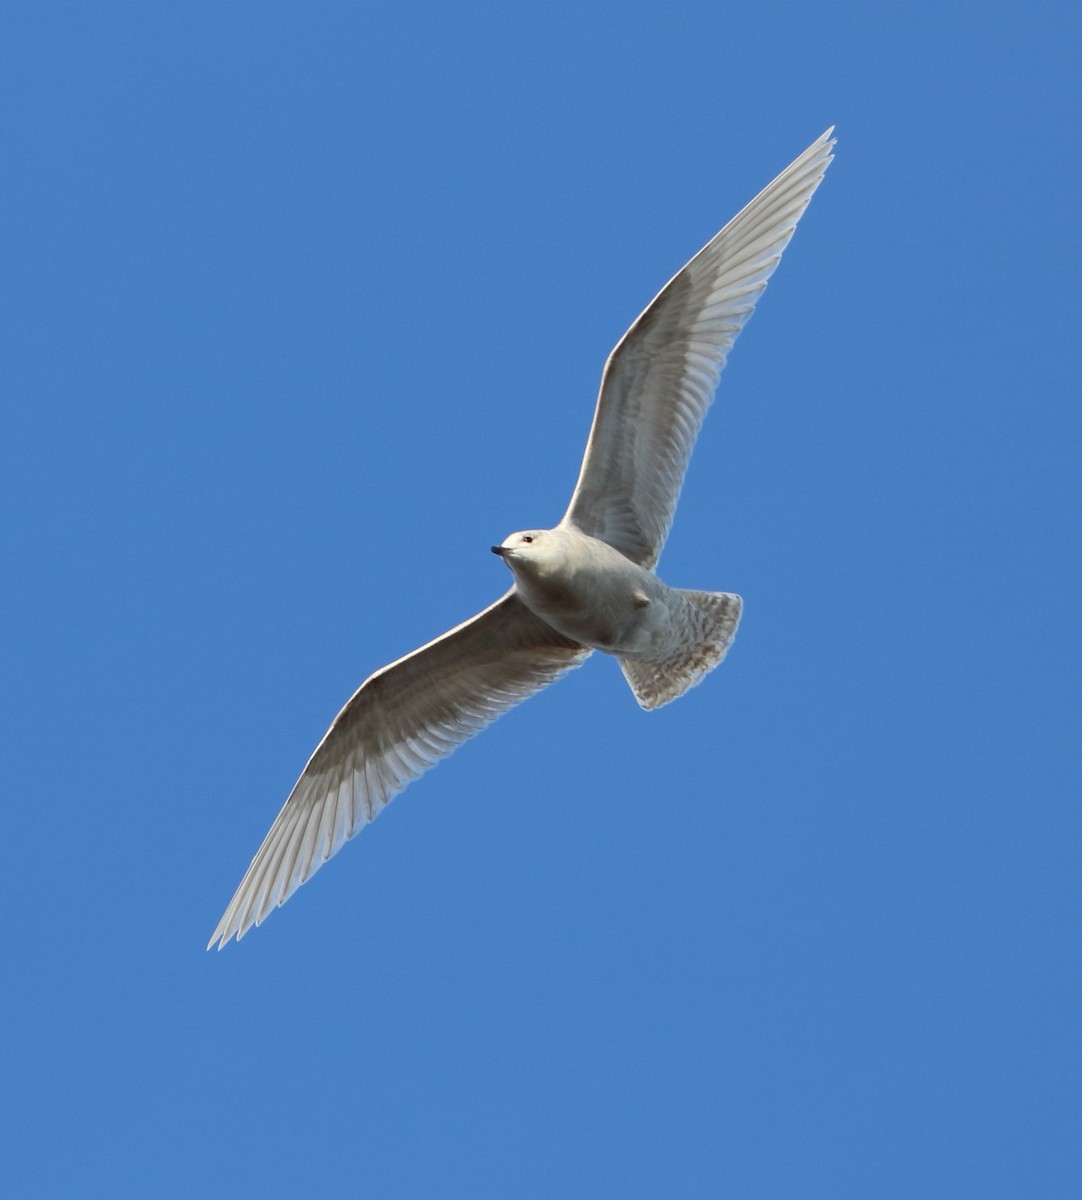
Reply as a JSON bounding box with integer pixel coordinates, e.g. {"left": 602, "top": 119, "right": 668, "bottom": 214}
{"left": 561, "top": 129, "right": 834, "bottom": 568}
{"left": 209, "top": 590, "right": 589, "bottom": 948}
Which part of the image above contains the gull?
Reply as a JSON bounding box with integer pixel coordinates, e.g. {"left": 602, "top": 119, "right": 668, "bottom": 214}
{"left": 209, "top": 128, "right": 834, "bottom": 948}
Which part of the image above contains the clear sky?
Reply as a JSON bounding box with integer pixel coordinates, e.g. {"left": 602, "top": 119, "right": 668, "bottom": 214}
{"left": 3, "top": 3, "right": 1078, "bottom": 1197}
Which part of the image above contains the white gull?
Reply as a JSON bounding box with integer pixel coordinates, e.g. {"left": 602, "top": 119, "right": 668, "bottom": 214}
{"left": 209, "top": 129, "right": 835, "bottom": 947}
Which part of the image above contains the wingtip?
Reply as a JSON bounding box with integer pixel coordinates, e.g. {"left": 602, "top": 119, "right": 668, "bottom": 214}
{"left": 811, "top": 127, "right": 837, "bottom": 161}
{"left": 800, "top": 127, "right": 837, "bottom": 178}
{"left": 207, "top": 913, "right": 241, "bottom": 951}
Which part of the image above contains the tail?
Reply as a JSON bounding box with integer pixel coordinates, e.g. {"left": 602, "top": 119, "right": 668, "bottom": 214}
{"left": 619, "top": 591, "right": 742, "bottom": 710}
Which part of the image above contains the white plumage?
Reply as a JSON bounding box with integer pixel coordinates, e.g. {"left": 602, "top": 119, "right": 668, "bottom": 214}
{"left": 209, "top": 129, "right": 834, "bottom": 948}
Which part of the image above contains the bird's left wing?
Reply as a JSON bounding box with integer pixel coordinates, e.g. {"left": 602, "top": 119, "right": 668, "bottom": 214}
{"left": 560, "top": 129, "right": 834, "bottom": 568}
{"left": 209, "top": 590, "right": 588, "bottom": 947}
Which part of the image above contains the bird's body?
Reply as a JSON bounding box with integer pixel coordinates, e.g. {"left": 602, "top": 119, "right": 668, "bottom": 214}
{"left": 494, "top": 528, "right": 669, "bottom": 656}
{"left": 492, "top": 527, "right": 742, "bottom": 710}
{"left": 210, "top": 129, "right": 835, "bottom": 948}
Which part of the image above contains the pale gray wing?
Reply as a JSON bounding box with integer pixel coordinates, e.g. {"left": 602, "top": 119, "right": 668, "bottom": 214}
{"left": 209, "top": 590, "right": 589, "bottom": 948}
{"left": 560, "top": 129, "right": 835, "bottom": 568}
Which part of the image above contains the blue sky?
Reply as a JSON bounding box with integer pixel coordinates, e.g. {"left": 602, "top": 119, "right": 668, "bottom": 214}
{"left": 3, "top": 3, "right": 1079, "bottom": 1196}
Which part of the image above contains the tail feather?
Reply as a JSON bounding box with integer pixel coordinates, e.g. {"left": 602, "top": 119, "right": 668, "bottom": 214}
{"left": 620, "top": 590, "right": 741, "bottom": 710}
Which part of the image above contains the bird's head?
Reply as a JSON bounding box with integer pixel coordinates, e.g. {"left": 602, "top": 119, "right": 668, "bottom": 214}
{"left": 490, "top": 529, "right": 559, "bottom": 578}
{"left": 491, "top": 529, "right": 544, "bottom": 558}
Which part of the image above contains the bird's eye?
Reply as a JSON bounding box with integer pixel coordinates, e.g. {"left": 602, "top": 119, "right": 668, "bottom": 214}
{"left": 522, "top": 535, "right": 533, "bottom": 543}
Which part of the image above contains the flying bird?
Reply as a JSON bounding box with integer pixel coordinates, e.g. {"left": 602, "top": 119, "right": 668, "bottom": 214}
{"left": 210, "top": 129, "right": 835, "bottom": 947}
